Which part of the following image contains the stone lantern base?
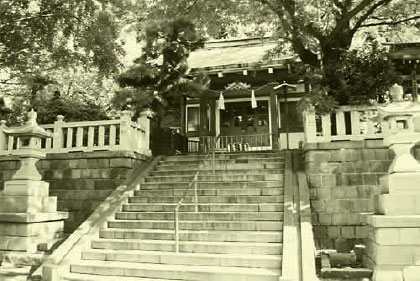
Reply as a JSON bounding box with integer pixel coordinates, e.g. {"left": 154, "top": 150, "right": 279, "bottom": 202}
{"left": 366, "top": 172, "right": 420, "bottom": 281}
{"left": 0, "top": 179, "right": 68, "bottom": 254}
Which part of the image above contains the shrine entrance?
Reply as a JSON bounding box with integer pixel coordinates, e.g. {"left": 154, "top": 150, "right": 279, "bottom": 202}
{"left": 217, "top": 99, "right": 272, "bottom": 151}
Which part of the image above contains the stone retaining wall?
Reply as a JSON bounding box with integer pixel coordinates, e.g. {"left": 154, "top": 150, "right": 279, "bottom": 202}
{"left": 0, "top": 151, "right": 147, "bottom": 233}
{"left": 305, "top": 140, "right": 420, "bottom": 251}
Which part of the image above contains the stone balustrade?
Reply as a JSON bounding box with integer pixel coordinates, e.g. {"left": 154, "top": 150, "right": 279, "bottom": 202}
{"left": 0, "top": 111, "right": 151, "bottom": 156}
{"left": 304, "top": 105, "right": 390, "bottom": 144}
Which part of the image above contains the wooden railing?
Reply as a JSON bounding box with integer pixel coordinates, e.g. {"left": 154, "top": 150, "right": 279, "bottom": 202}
{"left": 0, "top": 111, "right": 151, "bottom": 155}
{"left": 217, "top": 134, "right": 273, "bottom": 152}
{"left": 304, "top": 105, "right": 388, "bottom": 143}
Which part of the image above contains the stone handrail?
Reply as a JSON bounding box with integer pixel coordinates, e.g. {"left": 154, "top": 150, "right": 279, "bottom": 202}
{"left": 297, "top": 171, "right": 319, "bottom": 281}
{"left": 0, "top": 111, "right": 151, "bottom": 156}
{"left": 37, "top": 156, "right": 162, "bottom": 281}
{"left": 304, "top": 105, "right": 388, "bottom": 144}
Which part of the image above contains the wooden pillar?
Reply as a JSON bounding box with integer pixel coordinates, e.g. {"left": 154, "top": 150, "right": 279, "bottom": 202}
{"left": 199, "top": 98, "right": 209, "bottom": 135}
{"left": 270, "top": 91, "right": 279, "bottom": 150}
{"left": 412, "top": 67, "right": 418, "bottom": 102}
{"left": 199, "top": 98, "right": 209, "bottom": 153}
{"left": 180, "top": 96, "right": 186, "bottom": 135}
{"left": 209, "top": 99, "right": 216, "bottom": 136}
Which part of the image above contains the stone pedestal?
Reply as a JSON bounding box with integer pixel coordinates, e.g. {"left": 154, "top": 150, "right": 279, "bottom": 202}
{"left": 366, "top": 171, "right": 420, "bottom": 280}
{"left": 0, "top": 110, "right": 68, "bottom": 256}
{"left": 0, "top": 180, "right": 68, "bottom": 253}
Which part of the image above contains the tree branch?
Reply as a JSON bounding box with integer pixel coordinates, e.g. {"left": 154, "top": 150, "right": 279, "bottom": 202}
{"left": 347, "top": 0, "right": 377, "bottom": 19}
{"left": 360, "top": 15, "right": 420, "bottom": 27}
{"left": 351, "top": 0, "right": 394, "bottom": 33}
{"left": 183, "top": 0, "right": 200, "bottom": 15}
{"left": 331, "top": 0, "right": 344, "bottom": 9}
{"left": 0, "top": 81, "right": 23, "bottom": 85}
{"left": 254, "top": 0, "right": 283, "bottom": 15}
{"left": 12, "top": 13, "right": 55, "bottom": 23}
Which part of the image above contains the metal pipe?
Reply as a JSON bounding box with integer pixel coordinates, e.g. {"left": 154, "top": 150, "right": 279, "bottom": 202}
{"left": 212, "top": 137, "right": 216, "bottom": 174}
{"left": 194, "top": 179, "right": 199, "bottom": 213}
{"left": 174, "top": 208, "right": 179, "bottom": 252}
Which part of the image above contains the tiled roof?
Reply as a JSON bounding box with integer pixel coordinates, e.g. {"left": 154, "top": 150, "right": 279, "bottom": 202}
{"left": 187, "top": 37, "right": 295, "bottom": 70}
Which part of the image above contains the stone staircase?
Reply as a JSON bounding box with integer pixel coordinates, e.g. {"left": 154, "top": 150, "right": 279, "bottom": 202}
{"left": 62, "top": 151, "right": 285, "bottom": 281}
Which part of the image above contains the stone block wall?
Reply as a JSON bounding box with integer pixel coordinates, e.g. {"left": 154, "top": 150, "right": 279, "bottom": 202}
{"left": 305, "top": 140, "right": 399, "bottom": 251}
{"left": 0, "top": 151, "right": 146, "bottom": 233}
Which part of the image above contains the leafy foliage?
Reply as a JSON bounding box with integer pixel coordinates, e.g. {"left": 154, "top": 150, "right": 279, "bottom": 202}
{"left": 112, "top": 18, "right": 207, "bottom": 121}
{"left": 0, "top": 0, "right": 128, "bottom": 75}
{"left": 299, "top": 41, "right": 400, "bottom": 114}
{"left": 0, "top": 67, "right": 114, "bottom": 125}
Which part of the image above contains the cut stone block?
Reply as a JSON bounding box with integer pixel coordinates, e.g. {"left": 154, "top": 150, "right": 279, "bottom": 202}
{"left": 0, "top": 196, "right": 56, "bottom": 213}
{"left": 381, "top": 173, "right": 420, "bottom": 194}
{"left": 372, "top": 265, "right": 404, "bottom": 281}
{"left": 3, "top": 180, "right": 49, "bottom": 196}
{"left": 377, "top": 194, "right": 420, "bottom": 215}
{"left": 403, "top": 266, "right": 420, "bottom": 281}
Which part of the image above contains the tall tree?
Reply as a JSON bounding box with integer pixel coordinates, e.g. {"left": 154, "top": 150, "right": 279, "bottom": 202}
{"left": 0, "top": 0, "right": 129, "bottom": 76}
{"left": 127, "top": 0, "right": 418, "bottom": 110}
{"left": 112, "top": 18, "right": 207, "bottom": 125}
{"left": 0, "top": 0, "right": 133, "bottom": 117}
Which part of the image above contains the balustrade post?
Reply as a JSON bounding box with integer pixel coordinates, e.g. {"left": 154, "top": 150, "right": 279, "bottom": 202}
{"left": 119, "top": 111, "right": 133, "bottom": 151}
{"left": 53, "top": 115, "right": 65, "bottom": 152}
{"left": 137, "top": 111, "right": 151, "bottom": 156}
{"left": 0, "top": 120, "right": 8, "bottom": 153}
{"left": 303, "top": 108, "right": 317, "bottom": 143}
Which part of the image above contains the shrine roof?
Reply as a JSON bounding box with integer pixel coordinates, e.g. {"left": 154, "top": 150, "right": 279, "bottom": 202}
{"left": 187, "top": 37, "right": 297, "bottom": 71}
{"left": 389, "top": 47, "right": 420, "bottom": 60}
{"left": 385, "top": 42, "right": 420, "bottom": 60}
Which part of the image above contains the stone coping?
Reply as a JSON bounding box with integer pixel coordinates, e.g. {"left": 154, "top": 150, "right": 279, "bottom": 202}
{"left": 0, "top": 265, "right": 31, "bottom": 276}
{"left": 0, "top": 150, "right": 148, "bottom": 161}
{"left": 297, "top": 171, "right": 319, "bottom": 280}
{"left": 368, "top": 215, "right": 420, "bottom": 227}
{"left": 305, "top": 140, "right": 387, "bottom": 150}
{"left": 0, "top": 212, "right": 68, "bottom": 223}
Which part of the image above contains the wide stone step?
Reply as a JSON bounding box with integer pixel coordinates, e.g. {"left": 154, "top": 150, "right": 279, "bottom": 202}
{"left": 123, "top": 203, "right": 283, "bottom": 212}
{"left": 150, "top": 168, "right": 283, "bottom": 176}
{"left": 90, "top": 239, "right": 283, "bottom": 255}
{"left": 135, "top": 187, "right": 284, "bottom": 197}
{"left": 70, "top": 260, "right": 281, "bottom": 281}
{"left": 143, "top": 174, "right": 284, "bottom": 183}
{"left": 50, "top": 190, "right": 112, "bottom": 200}
{"left": 139, "top": 181, "right": 284, "bottom": 190}
{"left": 155, "top": 162, "right": 284, "bottom": 171}
{"left": 128, "top": 195, "right": 284, "bottom": 204}
{"left": 99, "top": 229, "right": 283, "bottom": 243}
{"left": 165, "top": 152, "right": 284, "bottom": 161}
{"left": 82, "top": 249, "right": 282, "bottom": 269}
{"left": 161, "top": 157, "right": 284, "bottom": 166}
{"left": 114, "top": 212, "right": 284, "bottom": 221}
{"left": 108, "top": 219, "right": 283, "bottom": 231}
{"left": 63, "top": 273, "right": 173, "bottom": 281}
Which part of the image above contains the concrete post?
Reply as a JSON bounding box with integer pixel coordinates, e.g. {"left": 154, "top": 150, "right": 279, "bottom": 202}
{"left": 138, "top": 111, "right": 151, "bottom": 156}
{"left": 119, "top": 111, "right": 133, "bottom": 151}
{"left": 53, "top": 115, "right": 65, "bottom": 152}
{"left": 0, "top": 120, "right": 7, "bottom": 151}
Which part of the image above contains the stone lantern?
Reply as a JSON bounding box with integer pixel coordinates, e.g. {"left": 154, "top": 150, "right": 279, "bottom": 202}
{"left": 3, "top": 109, "right": 51, "bottom": 181}
{"left": 0, "top": 110, "right": 68, "bottom": 255}
{"left": 366, "top": 91, "right": 420, "bottom": 281}
{"left": 376, "top": 86, "right": 420, "bottom": 173}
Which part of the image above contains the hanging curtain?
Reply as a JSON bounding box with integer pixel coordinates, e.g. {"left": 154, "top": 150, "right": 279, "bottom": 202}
{"left": 251, "top": 90, "right": 257, "bottom": 108}
{"left": 218, "top": 92, "right": 225, "bottom": 110}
